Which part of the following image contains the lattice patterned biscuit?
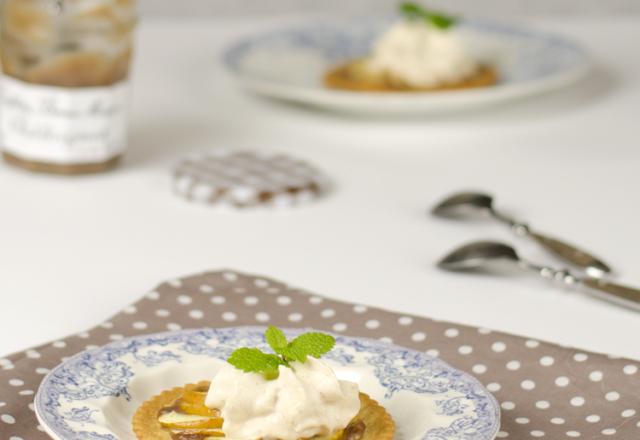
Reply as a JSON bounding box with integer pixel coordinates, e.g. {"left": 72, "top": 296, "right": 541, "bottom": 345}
{"left": 173, "top": 151, "right": 328, "bottom": 208}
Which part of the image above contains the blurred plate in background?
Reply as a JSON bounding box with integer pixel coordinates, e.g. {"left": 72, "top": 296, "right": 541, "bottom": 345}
{"left": 223, "top": 18, "right": 589, "bottom": 115}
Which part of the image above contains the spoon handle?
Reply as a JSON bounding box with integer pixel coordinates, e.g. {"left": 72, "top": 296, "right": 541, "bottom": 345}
{"left": 528, "top": 231, "right": 611, "bottom": 276}
{"left": 582, "top": 278, "right": 640, "bottom": 311}
{"left": 521, "top": 260, "right": 640, "bottom": 312}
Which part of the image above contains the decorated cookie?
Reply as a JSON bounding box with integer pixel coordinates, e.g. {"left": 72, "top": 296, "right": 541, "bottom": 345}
{"left": 173, "top": 151, "right": 328, "bottom": 208}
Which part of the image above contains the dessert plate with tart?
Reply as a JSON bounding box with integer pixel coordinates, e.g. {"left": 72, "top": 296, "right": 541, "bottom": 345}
{"left": 223, "top": 3, "right": 589, "bottom": 115}
{"left": 35, "top": 326, "right": 500, "bottom": 440}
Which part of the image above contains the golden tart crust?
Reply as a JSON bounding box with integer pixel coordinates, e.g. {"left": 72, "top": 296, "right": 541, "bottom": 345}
{"left": 132, "top": 381, "right": 394, "bottom": 440}
{"left": 324, "top": 59, "right": 498, "bottom": 92}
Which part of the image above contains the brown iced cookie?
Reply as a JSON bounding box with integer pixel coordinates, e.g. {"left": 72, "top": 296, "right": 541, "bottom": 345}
{"left": 173, "top": 151, "right": 328, "bottom": 208}
{"left": 325, "top": 59, "right": 498, "bottom": 92}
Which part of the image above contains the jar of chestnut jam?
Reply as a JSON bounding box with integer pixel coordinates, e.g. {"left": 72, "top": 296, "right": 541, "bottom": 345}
{"left": 0, "top": 0, "right": 136, "bottom": 174}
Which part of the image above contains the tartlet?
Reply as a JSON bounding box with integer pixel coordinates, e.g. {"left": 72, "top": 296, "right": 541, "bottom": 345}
{"left": 325, "top": 59, "right": 497, "bottom": 93}
{"left": 132, "top": 381, "right": 395, "bottom": 440}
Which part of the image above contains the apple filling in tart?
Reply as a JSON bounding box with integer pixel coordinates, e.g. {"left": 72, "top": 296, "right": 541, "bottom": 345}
{"left": 132, "top": 381, "right": 395, "bottom": 440}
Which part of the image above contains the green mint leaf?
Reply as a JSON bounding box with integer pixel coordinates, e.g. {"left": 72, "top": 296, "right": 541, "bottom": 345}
{"left": 263, "top": 353, "right": 284, "bottom": 369}
{"left": 400, "top": 2, "right": 423, "bottom": 19}
{"left": 227, "top": 348, "right": 267, "bottom": 373}
{"left": 227, "top": 328, "right": 336, "bottom": 378}
{"left": 399, "top": 2, "right": 457, "bottom": 30}
{"left": 228, "top": 348, "right": 283, "bottom": 374}
{"left": 288, "top": 332, "right": 336, "bottom": 361}
{"left": 265, "top": 325, "right": 288, "bottom": 355}
{"left": 427, "top": 13, "right": 456, "bottom": 29}
{"left": 281, "top": 344, "right": 308, "bottom": 363}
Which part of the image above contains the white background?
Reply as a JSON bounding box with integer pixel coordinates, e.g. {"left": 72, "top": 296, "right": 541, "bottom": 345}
{"left": 1, "top": 15, "right": 638, "bottom": 360}
{"left": 139, "top": 0, "right": 640, "bottom": 16}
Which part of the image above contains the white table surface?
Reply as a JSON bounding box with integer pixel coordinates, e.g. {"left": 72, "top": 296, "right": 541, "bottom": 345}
{"left": 1, "top": 16, "right": 638, "bottom": 360}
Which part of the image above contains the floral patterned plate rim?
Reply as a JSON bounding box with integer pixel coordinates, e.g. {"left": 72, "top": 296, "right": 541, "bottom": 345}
{"left": 222, "top": 17, "right": 589, "bottom": 114}
{"left": 35, "top": 326, "right": 500, "bottom": 440}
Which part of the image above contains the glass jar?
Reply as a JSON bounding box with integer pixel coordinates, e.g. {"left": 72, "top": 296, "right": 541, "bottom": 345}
{"left": 0, "top": 0, "right": 136, "bottom": 174}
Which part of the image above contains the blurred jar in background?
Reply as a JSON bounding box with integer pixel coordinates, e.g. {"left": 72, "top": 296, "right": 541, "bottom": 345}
{"left": 0, "top": 0, "right": 136, "bottom": 174}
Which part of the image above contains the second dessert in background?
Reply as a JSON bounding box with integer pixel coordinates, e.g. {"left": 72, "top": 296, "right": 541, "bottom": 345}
{"left": 325, "top": 2, "right": 497, "bottom": 92}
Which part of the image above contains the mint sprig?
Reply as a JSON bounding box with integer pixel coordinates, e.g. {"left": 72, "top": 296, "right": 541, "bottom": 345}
{"left": 227, "top": 326, "right": 336, "bottom": 380}
{"left": 265, "top": 326, "right": 288, "bottom": 355}
{"left": 287, "top": 332, "right": 336, "bottom": 361}
{"left": 400, "top": 2, "right": 457, "bottom": 30}
{"left": 227, "top": 348, "right": 282, "bottom": 378}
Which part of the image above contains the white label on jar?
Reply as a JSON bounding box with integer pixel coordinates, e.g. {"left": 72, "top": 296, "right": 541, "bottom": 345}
{"left": 1, "top": 75, "right": 129, "bottom": 164}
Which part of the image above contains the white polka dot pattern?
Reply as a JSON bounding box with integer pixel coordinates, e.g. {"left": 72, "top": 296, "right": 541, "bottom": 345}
{"left": 0, "top": 270, "right": 638, "bottom": 440}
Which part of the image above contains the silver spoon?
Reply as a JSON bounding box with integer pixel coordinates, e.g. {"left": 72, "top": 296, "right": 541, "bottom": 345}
{"left": 432, "top": 191, "right": 611, "bottom": 278}
{"left": 438, "top": 241, "right": 640, "bottom": 311}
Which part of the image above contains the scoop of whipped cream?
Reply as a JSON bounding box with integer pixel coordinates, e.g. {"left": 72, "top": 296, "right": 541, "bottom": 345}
{"left": 364, "top": 20, "right": 478, "bottom": 88}
{"left": 205, "top": 357, "right": 360, "bottom": 440}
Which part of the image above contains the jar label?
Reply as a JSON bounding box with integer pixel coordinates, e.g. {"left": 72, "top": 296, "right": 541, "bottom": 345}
{"left": 1, "top": 75, "right": 129, "bottom": 164}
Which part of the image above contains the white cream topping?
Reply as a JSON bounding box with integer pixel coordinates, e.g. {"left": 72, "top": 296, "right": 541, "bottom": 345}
{"left": 365, "top": 20, "right": 478, "bottom": 88}
{"left": 205, "top": 357, "right": 360, "bottom": 440}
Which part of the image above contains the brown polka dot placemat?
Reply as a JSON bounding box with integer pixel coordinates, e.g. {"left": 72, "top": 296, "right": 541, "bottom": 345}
{"left": 1, "top": 270, "right": 639, "bottom": 439}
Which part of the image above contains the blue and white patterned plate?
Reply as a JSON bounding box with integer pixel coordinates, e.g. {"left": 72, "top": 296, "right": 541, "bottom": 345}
{"left": 223, "top": 18, "right": 589, "bottom": 114}
{"left": 35, "top": 327, "right": 500, "bottom": 440}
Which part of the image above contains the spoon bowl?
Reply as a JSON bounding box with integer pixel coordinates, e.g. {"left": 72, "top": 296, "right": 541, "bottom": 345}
{"left": 438, "top": 241, "right": 640, "bottom": 311}
{"left": 432, "top": 192, "right": 495, "bottom": 218}
{"left": 438, "top": 241, "right": 520, "bottom": 271}
{"left": 432, "top": 191, "right": 611, "bottom": 275}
